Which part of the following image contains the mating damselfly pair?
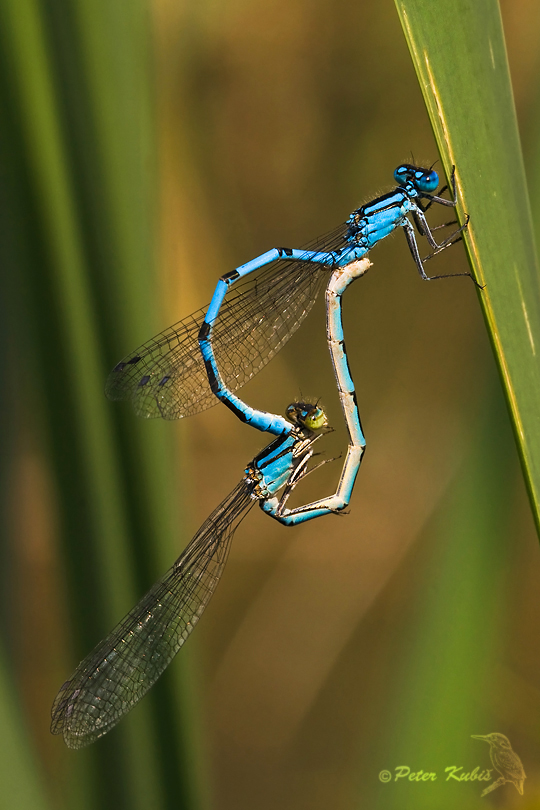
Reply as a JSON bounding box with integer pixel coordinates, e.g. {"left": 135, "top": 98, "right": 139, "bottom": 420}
{"left": 51, "top": 164, "right": 472, "bottom": 748}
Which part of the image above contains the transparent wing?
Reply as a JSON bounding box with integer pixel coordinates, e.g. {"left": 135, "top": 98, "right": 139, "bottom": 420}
{"left": 51, "top": 481, "right": 254, "bottom": 749}
{"left": 105, "top": 226, "right": 346, "bottom": 419}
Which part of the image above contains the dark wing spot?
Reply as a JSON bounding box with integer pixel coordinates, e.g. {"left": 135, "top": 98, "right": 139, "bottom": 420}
{"left": 138, "top": 376, "right": 150, "bottom": 387}
{"left": 127, "top": 356, "right": 142, "bottom": 365}
{"left": 113, "top": 362, "right": 126, "bottom": 372}
{"left": 158, "top": 376, "right": 170, "bottom": 387}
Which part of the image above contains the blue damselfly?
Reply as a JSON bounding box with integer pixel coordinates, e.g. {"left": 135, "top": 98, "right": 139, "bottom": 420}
{"left": 107, "top": 165, "right": 469, "bottom": 421}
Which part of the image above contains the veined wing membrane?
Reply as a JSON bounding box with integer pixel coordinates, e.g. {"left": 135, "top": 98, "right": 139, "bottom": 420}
{"left": 51, "top": 481, "right": 254, "bottom": 749}
{"left": 106, "top": 229, "right": 345, "bottom": 419}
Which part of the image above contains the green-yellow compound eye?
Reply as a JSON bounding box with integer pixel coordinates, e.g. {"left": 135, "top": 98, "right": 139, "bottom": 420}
{"left": 303, "top": 407, "right": 327, "bottom": 430}
{"left": 285, "top": 401, "right": 328, "bottom": 429}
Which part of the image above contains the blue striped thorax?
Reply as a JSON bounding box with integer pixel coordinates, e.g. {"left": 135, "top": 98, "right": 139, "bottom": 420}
{"left": 346, "top": 163, "right": 440, "bottom": 250}
{"left": 244, "top": 401, "right": 328, "bottom": 500}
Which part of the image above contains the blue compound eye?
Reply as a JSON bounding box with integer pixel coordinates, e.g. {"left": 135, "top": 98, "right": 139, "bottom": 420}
{"left": 394, "top": 164, "right": 439, "bottom": 193}
{"left": 393, "top": 165, "right": 409, "bottom": 184}
{"left": 416, "top": 169, "right": 439, "bottom": 193}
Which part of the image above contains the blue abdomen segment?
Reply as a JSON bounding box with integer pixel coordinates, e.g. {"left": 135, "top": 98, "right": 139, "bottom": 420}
{"left": 199, "top": 247, "right": 339, "bottom": 434}
{"left": 202, "top": 247, "right": 337, "bottom": 334}
{"left": 260, "top": 497, "right": 338, "bottom": 524}
{"left": 199, "top": 245, "right": 363, "bottom": 431}
{"left": 259, "top": 258, "right": 372, "bottom": 527}
{"left": 199, "top": 322, "right": 291, "bottom": 434}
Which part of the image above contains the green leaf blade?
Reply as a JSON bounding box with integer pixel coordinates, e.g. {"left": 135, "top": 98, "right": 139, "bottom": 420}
{"left": 395, "top": 0, "right": 540, "bottom": 534}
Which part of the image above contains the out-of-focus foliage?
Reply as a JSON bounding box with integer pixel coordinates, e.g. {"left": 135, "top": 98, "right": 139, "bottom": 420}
{"left": 1, "top": 1, "right": 540, "bottom": 809}
{"left": 0, "top": 0, "right": 197, "bottom": 808}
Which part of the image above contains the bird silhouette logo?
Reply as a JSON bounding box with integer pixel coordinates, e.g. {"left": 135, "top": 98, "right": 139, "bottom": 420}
{"left": 472, "top": 733, "right": 526, "bottom": 797}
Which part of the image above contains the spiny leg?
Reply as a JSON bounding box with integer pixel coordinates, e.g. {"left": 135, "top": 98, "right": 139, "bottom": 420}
{"left": 411, "top": 207, "right": 469, "bottom": 253}
{"left": 402, "top": 218, "right": 475, "bottom": 283}
{"left": 274, "top": 454, "right": 339, "bottom": 518}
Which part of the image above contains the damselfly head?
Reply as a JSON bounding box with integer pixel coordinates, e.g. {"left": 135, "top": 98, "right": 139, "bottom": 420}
{"left": 394, "top": 163, "right": 439, "bottom": 194}
{"left": 286, "top": 401, "right": 328, "bottom": 431}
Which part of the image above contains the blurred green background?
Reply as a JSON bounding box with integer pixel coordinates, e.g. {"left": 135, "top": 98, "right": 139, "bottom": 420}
{"left": 1, "top": 0, "right": 540, "bottom": 808}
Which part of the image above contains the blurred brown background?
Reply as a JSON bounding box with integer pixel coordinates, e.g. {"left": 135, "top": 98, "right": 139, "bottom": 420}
{"left": 2, "top": 1, "right": 540, "bottom": 809}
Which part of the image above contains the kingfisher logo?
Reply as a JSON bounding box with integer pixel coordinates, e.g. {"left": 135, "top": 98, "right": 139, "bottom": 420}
{"left": 472, "top": 734, "right": 526, "bottom": 798}
{"left": 377, "top": 732, "right": 526, "bottom": 796}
